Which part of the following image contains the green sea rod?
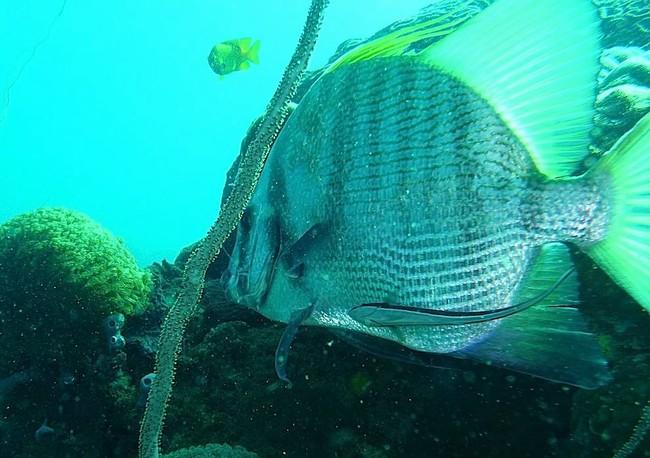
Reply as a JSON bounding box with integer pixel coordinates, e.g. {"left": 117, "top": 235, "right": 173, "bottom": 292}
{"left": 138, "top": 1, "right": 329, "bottom": 456}
{"left": 614, "top": 401, "right": 650, "bottom": 458}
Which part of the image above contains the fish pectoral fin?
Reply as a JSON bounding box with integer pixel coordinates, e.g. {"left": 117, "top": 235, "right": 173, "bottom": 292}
{"left": 280, "top": 222, "right": 329, "bottom": 275}
{"left": 348, "top": 268, "right": 574, "bottom": 327}
{"left": 285, "top": 262, "right": 305, "bottom": 279}
{"left": 274, "top": 303, "right": 315, "bottom": 384}
{"left": 451, "top": 304, "right": 612, "bottom": 389}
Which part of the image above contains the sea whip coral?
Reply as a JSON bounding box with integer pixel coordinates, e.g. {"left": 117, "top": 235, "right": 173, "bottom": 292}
{"left": 614, "top": 401, "right": 650, "bottom": 458}
{"left": 138, "top": 1, "right": 329, "bottom": 456}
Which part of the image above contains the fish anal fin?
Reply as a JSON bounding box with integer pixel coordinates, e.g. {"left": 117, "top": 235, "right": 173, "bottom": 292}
{"left": 452, "top": 305, "right": 612, "bottom": 389}
{"left": 514, "top": 243, "right": 579, "bottom": 307}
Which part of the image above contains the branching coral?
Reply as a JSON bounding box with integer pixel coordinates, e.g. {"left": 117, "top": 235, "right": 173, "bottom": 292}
{"left": 137, "top": 2, "right": 329, "bottom": 456}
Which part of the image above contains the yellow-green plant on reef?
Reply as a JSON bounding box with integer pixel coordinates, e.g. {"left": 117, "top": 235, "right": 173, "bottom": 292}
{"left": 138, "top": 1, "right": 329, "bottom": 456}
{"left": 0, "top": 207, "right": 151, "bottom": 370}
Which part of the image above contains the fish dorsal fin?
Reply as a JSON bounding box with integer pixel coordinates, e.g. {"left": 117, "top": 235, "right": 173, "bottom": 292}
{"left": 326, "top": 1, "right": 475, "bottom": 73}
{"left": 420, "top": 0, "right": 601, "bottom": 178}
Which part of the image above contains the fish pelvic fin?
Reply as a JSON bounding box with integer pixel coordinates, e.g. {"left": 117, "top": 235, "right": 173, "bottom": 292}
{"left": 274, "top": 304, "right": 314, "bottom": 384}
{"left": 513, "top": 243, "right": 579, "bottom": 308}
{"left": 585, "top": 112, "right": 650, "bottom": 312}
{"left": 419, "top": 0, "right": 601, "bottom": 179}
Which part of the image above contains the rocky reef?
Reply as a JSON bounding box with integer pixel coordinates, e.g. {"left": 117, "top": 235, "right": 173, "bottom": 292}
{"left": 0, "top": 208, "right": 152, "bottom": 456}
{"left": 0, "top": 219, "right": 648, "bottom": 457}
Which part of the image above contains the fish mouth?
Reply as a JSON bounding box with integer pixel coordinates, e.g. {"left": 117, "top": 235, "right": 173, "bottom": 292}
{"left": 223, "top": 207, "right": 280, "bottom": 309}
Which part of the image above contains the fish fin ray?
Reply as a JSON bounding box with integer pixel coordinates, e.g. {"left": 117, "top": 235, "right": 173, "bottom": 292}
{"left": 327, "top": 1, "right": 475, "bottom": 72}
{"left": 514, "top": 243, "right": 579, "bottom": 307}
{"left": 333, "top": 330, "right": 470, "bottom": 371}
{"left": 420, "top": 0, "right": 601, "bottom": 178}
{"left": 275, "top": 304, "right": 314, "bottom": 383}
{"left": 586, "top": 112, "right": 650, "bottom": 311}
{"left": 452, "top": 305, "right": 611, "bottom": 389}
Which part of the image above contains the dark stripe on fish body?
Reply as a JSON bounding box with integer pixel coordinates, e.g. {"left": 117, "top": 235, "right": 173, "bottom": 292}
{"left": 273, "top": 57, "right": 534, "bottom": 317}
{"left": 257, "top": 56, "right": 608, "bottom": 353}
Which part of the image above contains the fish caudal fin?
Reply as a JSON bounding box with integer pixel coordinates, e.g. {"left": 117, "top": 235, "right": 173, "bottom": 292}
{"left": 585, "top": 113, "right": 650, "bottom": 312}
{"left": 246, "top": 40, "right": 261, "bottom": 65}
{"left": 420, "top": 0, "right": 601, "bottom": 178}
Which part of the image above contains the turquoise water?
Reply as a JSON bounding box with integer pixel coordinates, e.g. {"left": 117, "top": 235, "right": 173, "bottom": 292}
{"left": 1, "top": 0, "right": 432, "bottom": 265}
{"left": 1, "top": 1, "right": 650, "bottom": 457}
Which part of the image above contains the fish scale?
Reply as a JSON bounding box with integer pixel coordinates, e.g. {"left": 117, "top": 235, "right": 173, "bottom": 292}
{"left": 223, "top": 0, "right": 645, "bottom": 389}
{"left": 254, "top": 57, "right": 545, "bottom": 352}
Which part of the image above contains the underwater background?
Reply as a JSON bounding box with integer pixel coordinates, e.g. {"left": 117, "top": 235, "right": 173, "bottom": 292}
{"left": 1, "top": 0, "right": 434, "bottom": 265}
{"left": 1, "top": 0, "right": 650, "bottom": 457}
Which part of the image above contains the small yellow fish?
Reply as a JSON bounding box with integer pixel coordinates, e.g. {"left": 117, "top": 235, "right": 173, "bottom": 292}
{"left": 208, "top": 38, "right": 261, "bottom": 77}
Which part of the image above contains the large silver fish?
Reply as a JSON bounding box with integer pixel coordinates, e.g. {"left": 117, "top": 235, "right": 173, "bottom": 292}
{"left": 223, "top": 0, "right": 650, "bottom": 388}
